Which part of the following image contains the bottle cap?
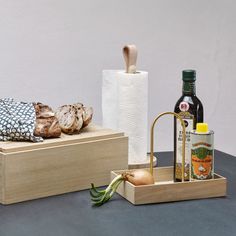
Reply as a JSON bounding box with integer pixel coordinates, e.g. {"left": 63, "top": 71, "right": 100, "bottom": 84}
{"left": 182, "top": 70, "right": 196, "bottom": 82}
{"left": 196, "top": 123, "right": 209, "bottom": 133}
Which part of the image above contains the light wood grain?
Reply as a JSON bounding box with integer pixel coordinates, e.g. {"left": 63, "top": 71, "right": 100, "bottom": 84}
{"left": 0, "top": 126, "right": 128, "bottom": 204}
{"left": 111, "top": 167, "right": 227, "bottom": 205}
{"left": 0, "top": 124, "right": 124, "bottom": 153}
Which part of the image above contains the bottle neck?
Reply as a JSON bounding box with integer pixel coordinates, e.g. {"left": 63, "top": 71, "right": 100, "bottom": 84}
{"left": 182, "top": 81, "right": 196, "bottom": 95}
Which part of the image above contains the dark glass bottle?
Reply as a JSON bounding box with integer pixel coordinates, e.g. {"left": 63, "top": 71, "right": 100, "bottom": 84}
{"left": 174, "top": 70, "right": 203, "bottom": 181}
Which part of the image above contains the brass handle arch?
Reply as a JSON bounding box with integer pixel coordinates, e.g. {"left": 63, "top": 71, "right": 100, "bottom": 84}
{"left": 150, "top": 112, "right": 186, "bottom": 182}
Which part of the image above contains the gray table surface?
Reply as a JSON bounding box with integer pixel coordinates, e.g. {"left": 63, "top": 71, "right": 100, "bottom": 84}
{"left": 0, "top": 150, "right": 235, "bottom": 236}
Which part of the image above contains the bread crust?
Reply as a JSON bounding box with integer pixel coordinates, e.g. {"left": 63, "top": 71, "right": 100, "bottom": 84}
{"left": 34, "top": 103, "right": 61, "bottom": 138}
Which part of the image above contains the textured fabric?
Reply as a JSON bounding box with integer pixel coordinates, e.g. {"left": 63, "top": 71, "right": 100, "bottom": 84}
{"left": 0, "top": 98, "right": 43, "bottom": 142}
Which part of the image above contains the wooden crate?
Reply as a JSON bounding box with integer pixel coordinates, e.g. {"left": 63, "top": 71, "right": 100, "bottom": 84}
{"left": 111, "top": 166, "right": 227, "bottom": 205}
{"left": 0, "top": 125, "right": 128, "bottom": 204}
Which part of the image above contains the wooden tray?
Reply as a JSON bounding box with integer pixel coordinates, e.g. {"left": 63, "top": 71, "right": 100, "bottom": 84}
{"left": 110, "top": 112, "right": 227, "bottom": 205}
{"left": 111, "top": 166, "right": 227, "bottom": 205}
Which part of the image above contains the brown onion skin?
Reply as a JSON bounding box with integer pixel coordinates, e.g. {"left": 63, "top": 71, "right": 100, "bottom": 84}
{"left": 125, "top": 169, "right": 154, "bottom": 186}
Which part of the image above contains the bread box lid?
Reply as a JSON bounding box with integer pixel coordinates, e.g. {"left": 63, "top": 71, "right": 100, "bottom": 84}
{"left": 0, "top": 124, "right": 124, "bottom": 153}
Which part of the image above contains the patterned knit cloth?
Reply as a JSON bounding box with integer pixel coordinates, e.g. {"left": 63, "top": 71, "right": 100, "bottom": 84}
{"left": 0, "top": 98, "right": 43, "bottom": 142}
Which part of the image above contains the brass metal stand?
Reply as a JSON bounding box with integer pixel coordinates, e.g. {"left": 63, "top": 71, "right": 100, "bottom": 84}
{"left": 150, "top": 112, "right": 186, "bottom": 182}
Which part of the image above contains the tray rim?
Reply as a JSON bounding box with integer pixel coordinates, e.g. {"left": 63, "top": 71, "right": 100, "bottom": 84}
{"left": 111, "top": 166, "right": 227, "bottom": 185}
{"left": 111, "top": 166, "right": 227, "bottom": 205}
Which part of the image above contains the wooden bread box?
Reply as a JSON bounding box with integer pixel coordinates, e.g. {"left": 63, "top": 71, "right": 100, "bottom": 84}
{"left": 0, "top": 125, "right": 128, "bottom": 204}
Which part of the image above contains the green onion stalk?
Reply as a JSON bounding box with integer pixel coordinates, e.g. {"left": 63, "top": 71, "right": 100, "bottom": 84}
{"left": 90, "top": 169, "right": 154, "bottom": 206}
{"left": 90, "top": 173, "right": 129, "bottom": 206}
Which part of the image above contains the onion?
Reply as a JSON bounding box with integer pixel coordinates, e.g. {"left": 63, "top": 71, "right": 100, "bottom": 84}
{"left": 124, "top": 169, "right": 155, "bottom": 186}
{"left": 90, "top": 169, "right": 154, "bottom": 206}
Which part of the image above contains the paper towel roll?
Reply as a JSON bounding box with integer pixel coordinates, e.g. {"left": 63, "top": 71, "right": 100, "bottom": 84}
{"left": 102, "top": 70, "right": 148, "bottom": 164}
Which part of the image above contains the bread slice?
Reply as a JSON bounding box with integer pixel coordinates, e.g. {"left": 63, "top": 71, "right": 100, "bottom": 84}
{"left": 55, "top": 105, "right": 83, "bottom": 134}
{"left": 82, "top": 107, "right": 93, "bottom": 128}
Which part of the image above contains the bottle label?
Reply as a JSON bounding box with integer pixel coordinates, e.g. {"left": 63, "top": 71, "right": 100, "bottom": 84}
{"left": 179, "top": 101, "right": 189, "bottom": 112}
{"left": 176, "top": 112, "right": 193, "bottom": 180}
{"left": 191, "top": 139, "right": 213, "bottom": 180}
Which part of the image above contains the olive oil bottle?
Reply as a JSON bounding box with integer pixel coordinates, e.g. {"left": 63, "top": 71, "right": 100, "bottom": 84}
{"left": 174, "top": 70, "right": 203, "bottom": 181}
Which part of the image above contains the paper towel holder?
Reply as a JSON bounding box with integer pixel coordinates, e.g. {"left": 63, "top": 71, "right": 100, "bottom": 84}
{"left": 123, "top": 44, "right": 137, "bottom": 73}
{"left": 123, "top": 44, "right": 157, "bottom": 169}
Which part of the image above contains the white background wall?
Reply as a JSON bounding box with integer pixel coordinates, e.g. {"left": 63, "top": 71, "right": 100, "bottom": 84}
{"left": 0, "top": 0, "right": 235, "bottom": 155}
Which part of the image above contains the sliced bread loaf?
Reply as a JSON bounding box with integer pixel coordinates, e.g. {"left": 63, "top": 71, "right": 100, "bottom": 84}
{"left": 55, "top": 105, "right": 82, "bottom": 134}
{"left": 55, "top": 103, "right": 93, "bottom": 134}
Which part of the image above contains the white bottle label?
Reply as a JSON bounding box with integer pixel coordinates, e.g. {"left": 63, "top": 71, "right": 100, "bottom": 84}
{"left": 176, "top": 114, "right": 193, "bottom": 180}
